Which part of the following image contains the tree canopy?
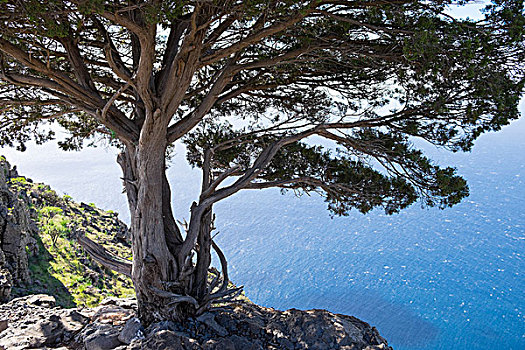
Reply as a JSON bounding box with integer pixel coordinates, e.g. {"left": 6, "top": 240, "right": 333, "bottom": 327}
{"left": 0, "top": 0, "right": 524, "bottom": 322}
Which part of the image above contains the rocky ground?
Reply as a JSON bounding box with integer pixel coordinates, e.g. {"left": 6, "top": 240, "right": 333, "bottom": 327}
{"left": 0, "top": 157, "right": 392, "bottom": 349}
{"left": 0, "top": 294, "right": 391, "bottom": 350}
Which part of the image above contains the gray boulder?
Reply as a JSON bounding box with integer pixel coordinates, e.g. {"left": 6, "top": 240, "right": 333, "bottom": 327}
{"left": 0, "top": 295, "right": 89, "bottom": 350}
{"left": 118, "top": 317, "right": 144, "bottom": 344}
{"left": 84, "top": 324, "right": 123, "bottom": 350}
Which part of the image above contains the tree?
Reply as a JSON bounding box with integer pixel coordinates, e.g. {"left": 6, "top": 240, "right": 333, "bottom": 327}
{"left": 0, "top": 0, "right": 523, "bottom": 324}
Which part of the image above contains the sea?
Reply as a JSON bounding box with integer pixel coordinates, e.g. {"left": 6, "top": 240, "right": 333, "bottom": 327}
{"left": 2, "top": 105, "right": 524, "bottom": 350}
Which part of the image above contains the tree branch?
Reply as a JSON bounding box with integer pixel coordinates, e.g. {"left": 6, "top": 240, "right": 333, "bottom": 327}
{"left": 199, "top": 8, "right": 313, "bottom": 67}
{"left": 75, "top": 230, "right": 132, "bottom": 277}
{"left": 167, "top": 63, "right": 237, "bottom": 143}
{"left": 101, "top": 83, "right": 131, "bottom": 121}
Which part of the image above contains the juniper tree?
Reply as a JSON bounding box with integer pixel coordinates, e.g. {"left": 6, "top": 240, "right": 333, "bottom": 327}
{"left": 0, "top": 0, "right": 523, "bottom": 323}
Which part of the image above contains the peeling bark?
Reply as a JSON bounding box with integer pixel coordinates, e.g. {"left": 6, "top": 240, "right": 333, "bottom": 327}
{"left": 117, "top": 132, "right": 239, "bottom": 323}
{"left": 75, "top": 230, "right": 132, "bottom": 277}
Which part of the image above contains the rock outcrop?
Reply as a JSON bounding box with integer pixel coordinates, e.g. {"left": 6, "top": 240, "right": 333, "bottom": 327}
{"left": 0, "top": 158, "right": 38, "bottom": 301}
{"left": 0, "top": 294, "right": 89, "bottom": 350}
{"left": 0, "top": 294, "right": 392, "bottom": 350}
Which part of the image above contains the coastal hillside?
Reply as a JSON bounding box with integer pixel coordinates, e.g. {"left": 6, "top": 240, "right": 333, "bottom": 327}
{"left": 0, "top": 157, "right": 391, "bottom": 349}
{"left": 0, "top": 156, "right": 134, "bottom": 307}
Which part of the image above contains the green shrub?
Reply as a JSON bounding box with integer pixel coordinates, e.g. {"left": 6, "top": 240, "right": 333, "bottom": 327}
{"left": 38, "top": 207, "right": 70, "bottom": 246}
{"left": 9, "top": 176, "right": 27, "bottom": 184}
{"left": 41, "top": 189, "right": 59, "bottom": 204}
{"left": 39, "top": 206, "right": 63, "bottom": 217}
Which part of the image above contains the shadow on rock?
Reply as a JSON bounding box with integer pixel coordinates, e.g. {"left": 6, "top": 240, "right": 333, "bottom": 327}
{"left": 0, "top": 294, "right": 392, "bottom": 350}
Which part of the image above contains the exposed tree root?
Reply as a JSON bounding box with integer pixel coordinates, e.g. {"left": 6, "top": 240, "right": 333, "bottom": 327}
{"left": 143, "top": 239, "right": 244, "bottom": 318}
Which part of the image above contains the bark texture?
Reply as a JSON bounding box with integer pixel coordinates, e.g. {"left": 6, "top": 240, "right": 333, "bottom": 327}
{"left": 116, "top": 110, "right": 234, "bottom": 324}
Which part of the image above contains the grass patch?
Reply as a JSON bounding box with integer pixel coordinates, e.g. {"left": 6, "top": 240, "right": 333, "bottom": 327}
{"left": 9, "top": 176, "right": 135, "bottom": 308}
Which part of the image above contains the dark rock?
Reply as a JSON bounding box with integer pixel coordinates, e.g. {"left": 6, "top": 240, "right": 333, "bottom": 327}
{"left": 0, "top": 298, "right": 89, "bottom": 350}
{"left": 99, "top": 297, "right": 137, "bottom": 311}
{"left": 146, "top": 320, "right": 177, "bottom": 334}
{"left": 60, "top": 310, "right": 89, "bottom": 333}
{"left": 0, "top": 319, "right": 7, "bottom": 333}
{"left": 0, "top": 267, "right": 12, "bottom": 302}
{"left": 203, "top": 337, "right": 235, "bottom": 350}
{"left": 238, "top": 317, "right": 264, "bottom": 337}
{"left": 214, "top": 312, "right": 238, "bottom": 333}
{"left": 0, "top": 159, "right": 39, "bottom": 300}
{"left": 80, "top": 202, "right": 98, "bottom": 212}
{"left": 197, "top": 313, "right": 228, "bottom": 337}
{"left": 276, "top": 336, "right": 295, "bottom": 350}
{"left": 118, "top": 317, "right": 144, "bottom": 344}
{"left": 84, "top": 324, "right": 122, "bottom": 350}
{"left": 133, "top": 330, "right": 197, "bottom": 350}
{"left": 229, "top": 334, "right": 262, "bottom": 350}
{"left": 91, "top": 305, "right": 134, "bottom": 325}
{"left": 0, "top": 293, "right": 392, "bottom": 350}
{"left": 111, "top": 302, "right": 391, "bottom": 350}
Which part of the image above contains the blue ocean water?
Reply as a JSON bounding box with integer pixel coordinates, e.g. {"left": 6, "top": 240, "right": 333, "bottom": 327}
{"left": 2, "top": 114, "right": 524, "bottom": 349}
{"left": 213, "top": 118, "right": 525, "bottom": 350}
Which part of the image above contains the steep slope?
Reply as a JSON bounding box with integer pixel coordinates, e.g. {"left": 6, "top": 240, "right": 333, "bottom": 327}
{"left": 0, "top": 157, "right": 39, "bottom": 301}
{"left": 0, "top": 156, "right": 133, "bottom": 307}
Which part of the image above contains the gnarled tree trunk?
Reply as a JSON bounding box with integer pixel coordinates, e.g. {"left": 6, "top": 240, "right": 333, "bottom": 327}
{"left": 116, "top": 111, "right": 230, "bottom": 325}
{"left": 116, "top": 110, "right": 177, "bottom": 323}
{"left": 131, "top": 125, "right": 180, "bottom": 323}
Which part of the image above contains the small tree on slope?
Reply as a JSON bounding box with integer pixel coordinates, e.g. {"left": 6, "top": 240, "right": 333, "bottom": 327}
{"left": 0, "top": 0, "right": 524, "bottom": 324}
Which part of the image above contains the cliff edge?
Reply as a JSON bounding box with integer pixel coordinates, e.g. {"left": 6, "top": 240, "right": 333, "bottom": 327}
{"left": 0, "top": 157, "right": 392, "bottom": 350}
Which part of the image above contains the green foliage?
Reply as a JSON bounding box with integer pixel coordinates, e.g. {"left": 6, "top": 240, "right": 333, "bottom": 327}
{"left": 20, "top": 0, "right": 71, "bottom": 37}
{"left": 27, "top": 234, "right": 76, "bottom": 308}
{"left": 77, "top": 0, "right": 105, "bottom": 16}
{"left": 1, "top": 0, "right": 524, "bottom": 218}
{"left": 39, "top": 206, "right": 63, "bottom": 217}
{"left": 185, "top": 122, "right": 469, "bottom": 216}
{"left": 7, "top": 176, "right": 29, "bottom": 192}
{"left": 38, "top": 206, "right": 69, "bottom": 245}
{"left": 8, "top": 176, "right": 26, "bottom": 184}
{"left": 6, "top": 177, "right": 134, "bottom": 307}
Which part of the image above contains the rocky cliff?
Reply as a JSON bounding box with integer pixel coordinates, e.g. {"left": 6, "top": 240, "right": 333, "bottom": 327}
{"left": 0, "top": 294, "right": 391, "bottom": 350}
{"left": 0, "top": 157, "right": 392, "bottom": 350}
{"left": 0, "top": 156, "right": 133, "bottom": 306}
{"left": 0, "top": 157, "right": 38, "bottom": 301}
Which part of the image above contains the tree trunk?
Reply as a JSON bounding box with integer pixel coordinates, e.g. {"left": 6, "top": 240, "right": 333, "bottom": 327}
{"left": 117, "top": 112, "right": 187, "bottom": 324}
{"left": 117, "top": 114, "right": 228, "bottom": 324}
{"left": 193, "top": 148, "right": 213, "bottom": 300}
{"left": 131, "top": 136, "right": 179, "bottom": 323}
{"left": 193, "top": 208, "right": 212, "bottom": 300}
